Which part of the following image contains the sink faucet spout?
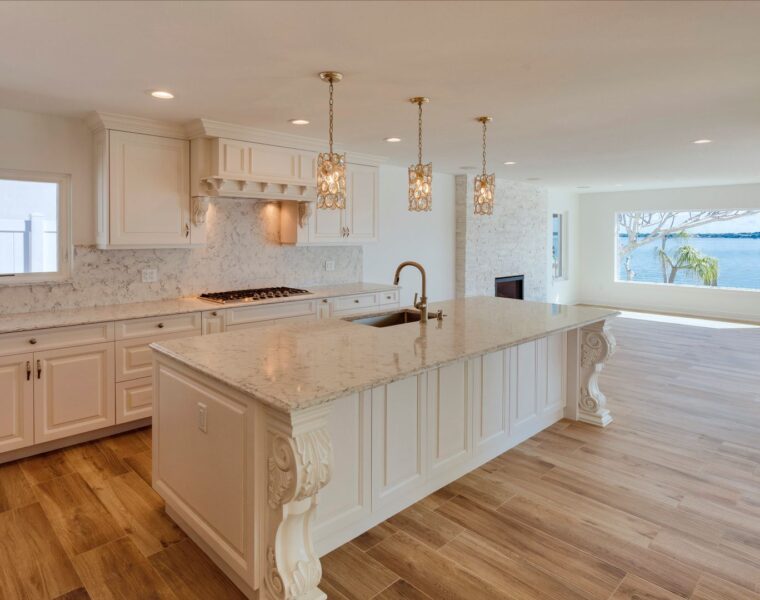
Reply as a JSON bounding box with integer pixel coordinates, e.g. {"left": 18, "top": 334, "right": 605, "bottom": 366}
{"left": 393, "top": 261, "right": 428, "bottom": 322}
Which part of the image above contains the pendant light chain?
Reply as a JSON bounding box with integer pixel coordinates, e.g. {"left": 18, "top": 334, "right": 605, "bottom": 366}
{"left": 328, "top": 78, "right": 334, "bottom": 154}
{"left": 418, "top": 100, "right": 423, "bottom": 165}
{"left": 482, "top": 119, "right": 487, "bottom": 175}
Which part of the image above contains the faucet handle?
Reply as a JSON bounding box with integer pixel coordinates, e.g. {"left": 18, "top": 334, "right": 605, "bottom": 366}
{"left": 413, "top": 292, "right": 419, "bottom": 308}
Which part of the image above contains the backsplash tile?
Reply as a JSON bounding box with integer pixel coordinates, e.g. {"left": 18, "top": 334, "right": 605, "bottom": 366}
{"left": 0, "top": 199, "right": 362, "bottom": 314}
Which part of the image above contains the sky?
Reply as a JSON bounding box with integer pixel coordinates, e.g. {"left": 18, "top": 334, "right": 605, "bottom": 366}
{"left": 0, "top": 179, "right": 58, "bottom": 222}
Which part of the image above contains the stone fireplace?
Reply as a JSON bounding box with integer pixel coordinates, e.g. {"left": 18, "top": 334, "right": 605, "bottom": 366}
{"left": 495, "top": 275, "right": 524, "bottom": 300}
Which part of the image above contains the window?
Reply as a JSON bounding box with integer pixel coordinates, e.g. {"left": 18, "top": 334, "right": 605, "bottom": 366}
{"left": 616, "top": 210, "right": 760, "bottom": 290}
{"left": 0, "top": 169, "right": 71, "bottom": 284}
{"left": 552, "top": 213, "right": 564, "bottom": 279}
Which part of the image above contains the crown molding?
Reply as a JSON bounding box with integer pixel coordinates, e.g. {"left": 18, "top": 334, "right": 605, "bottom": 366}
{"left": 86, "top": 112, "right": 188, "bottom": 139}
{"left": 185, "top": 118, "right": 387, "bottom": 166}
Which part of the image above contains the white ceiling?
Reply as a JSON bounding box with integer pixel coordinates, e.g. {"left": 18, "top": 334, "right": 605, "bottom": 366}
{"left": 2, "top": 0, "right": 760, "bottom": 191}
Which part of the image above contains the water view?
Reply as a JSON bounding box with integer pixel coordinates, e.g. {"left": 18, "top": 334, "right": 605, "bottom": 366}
{"left": 616, "top": 210, "right": 760, "bottom": 291}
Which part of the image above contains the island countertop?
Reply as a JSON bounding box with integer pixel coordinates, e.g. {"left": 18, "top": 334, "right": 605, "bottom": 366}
{"left": 150, "top": 297, "right": 619, "bottom": 413}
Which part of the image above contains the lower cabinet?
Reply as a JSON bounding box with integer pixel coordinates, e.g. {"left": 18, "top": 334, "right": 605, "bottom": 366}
{"left": 0, "top": 353, "right": 34, "bottom": 453}
{"left": 34, "top": 342, "right": 115, "bottom": 443}
{"left": 116, "top": 377, "right": 153, "bottom": 424}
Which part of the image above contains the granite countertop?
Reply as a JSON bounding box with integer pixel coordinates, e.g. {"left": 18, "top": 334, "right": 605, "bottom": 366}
{"left": 0, "top": 282, "right": 398, "bottom": 334}
{"left": 151, "top": 297, "right": 619, "bottom": 413}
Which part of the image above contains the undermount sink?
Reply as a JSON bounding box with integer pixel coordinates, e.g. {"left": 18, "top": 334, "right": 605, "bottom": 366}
{"left": 345, "top": 309, "right": 422, "bottom": 328}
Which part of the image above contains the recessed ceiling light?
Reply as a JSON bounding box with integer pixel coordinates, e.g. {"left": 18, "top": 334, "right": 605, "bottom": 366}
{"left": 503, "top": 161, "right": 516, "bottom": 165}
{"left": 577, "top": 185, "right": 591, "bottom": 189}
{"left": 384, "top": 137, "right": 402, "bottom": 143}
{"left": 150, "top": 90, "right": 174, "bottom": 99}
{"left": 692, "top": 139, "right": 712, "bottom": 144}
{"left": 527, "top": 177, "right": 541, "bottom": 181}
{"left": 459, "top": 166, "right": 477, "bottom": 170}
{"left": 289, "top": 119, "right": 310, "bottom": 125}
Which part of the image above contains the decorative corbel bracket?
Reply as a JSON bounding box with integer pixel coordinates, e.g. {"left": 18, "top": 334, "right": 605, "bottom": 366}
{"left": 263, "top": 405, "right": 333, "bottom": 600}
{"left": 191, "top": 196, "right": 211, "bottom": 226}
{"left": 297, "top": 202, "right": 312, "bottom": 228}
{"left": 578, "top": 319, "right": 616, "bottom": 426}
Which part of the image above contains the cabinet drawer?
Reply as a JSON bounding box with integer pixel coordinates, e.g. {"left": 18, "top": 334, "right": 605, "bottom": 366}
{"left": 332, "top": 293, "right": 379, "bottom": 313}
{"left": 225, "top": 313, "right": 317, "bottom": 332}
{"left": 0, "top": 322, "right": 114, "bottom": 358}
{"left": 116, "top": 377, "right": 153, "bottom": 424}
{"left": 116, "top": 312, "right": 202, "bottom": 340}
{"left": 378, "top": 290, "right": 399, "bottom": 305}
{"left": 115, "top": 330, "right": 200, "bottom": 382}
{"left": 224, "top": 300, "right": 317, "bottom": 327}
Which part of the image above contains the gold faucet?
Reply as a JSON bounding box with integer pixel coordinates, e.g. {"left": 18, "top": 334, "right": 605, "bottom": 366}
{"left": 393, "top": 261, "right": 428, "bottom": 322}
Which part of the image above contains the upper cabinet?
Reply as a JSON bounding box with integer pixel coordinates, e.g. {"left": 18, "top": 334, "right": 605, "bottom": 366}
{"left": 280, "top": 162, "right": 379, "bottom": 245}
{"left": 90, "top": 113, "right": 198, "bottom": 249}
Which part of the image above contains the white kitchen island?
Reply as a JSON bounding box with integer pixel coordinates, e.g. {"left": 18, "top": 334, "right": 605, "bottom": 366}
{"left": 150, "top": 297, "right": 618, "bottom": 600}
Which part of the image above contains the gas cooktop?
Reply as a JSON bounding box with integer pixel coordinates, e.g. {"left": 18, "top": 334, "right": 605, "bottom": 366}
{"left": 198, "top": 287, "right": 311, "bottom": 304}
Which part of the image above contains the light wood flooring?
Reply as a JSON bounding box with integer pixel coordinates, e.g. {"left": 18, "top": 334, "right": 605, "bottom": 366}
{"left": 2, "top": 316, "right": 760, "bottom": 599}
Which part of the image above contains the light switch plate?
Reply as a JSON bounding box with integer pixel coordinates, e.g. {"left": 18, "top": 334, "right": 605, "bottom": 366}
{"left": 324, "top": 260, "right": 335, "bottom": 272}
{"left": 141, "top": 268, "right": 158, "bottom": 283}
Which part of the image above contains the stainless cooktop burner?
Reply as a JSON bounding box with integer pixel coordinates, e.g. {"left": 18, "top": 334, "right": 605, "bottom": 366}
{"left": 199, "top": 287, "right": 311, "bottom": 304}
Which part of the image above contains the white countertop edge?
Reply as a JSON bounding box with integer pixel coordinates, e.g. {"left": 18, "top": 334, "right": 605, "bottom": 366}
{"left": 150, "top": 309, "right": 620, "bottom": 414}
{"left": 0, "top": 282, "right": 399, "bottom": 334}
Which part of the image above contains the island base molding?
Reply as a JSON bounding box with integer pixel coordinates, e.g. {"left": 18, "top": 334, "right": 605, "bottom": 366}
{"left": 152, "top": 318, "right": 616, "bottom": 600}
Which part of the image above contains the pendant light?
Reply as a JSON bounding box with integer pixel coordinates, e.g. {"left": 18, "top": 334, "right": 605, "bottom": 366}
{"left": 474, "top": 116, "right": 495, "bottom": 215}
{"left": 317, "top": 71, "right": 346, "bottom": 210}
{"left": 408, "top": 97, "right": 432, "bottom": 212}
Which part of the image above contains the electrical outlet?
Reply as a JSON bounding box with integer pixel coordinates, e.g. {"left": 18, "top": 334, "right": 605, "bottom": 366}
{"left": 324, "top": 260, "right": 335, "bottom": 272}
{"left": 141, "top": 268, "right": 158, "bottom": 283}
{"left": 198, "top": 403, "right": 208, "bottom": 433}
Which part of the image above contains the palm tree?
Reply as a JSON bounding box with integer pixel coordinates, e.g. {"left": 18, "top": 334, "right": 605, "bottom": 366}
{"left": 656, "top": 233, "right": 719, "bottom": 286}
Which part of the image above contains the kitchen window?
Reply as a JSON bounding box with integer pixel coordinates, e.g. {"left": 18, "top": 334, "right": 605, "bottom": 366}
{"left": 552, "top": 212, "right": 565, "bottom": 279}
{"left": 0, "top": 169, "right": 71, "bottom": 284}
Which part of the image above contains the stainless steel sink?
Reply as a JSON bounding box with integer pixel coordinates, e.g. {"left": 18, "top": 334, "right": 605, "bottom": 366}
{"left": 345, "top": 309, "right": 422, "bottom": 328}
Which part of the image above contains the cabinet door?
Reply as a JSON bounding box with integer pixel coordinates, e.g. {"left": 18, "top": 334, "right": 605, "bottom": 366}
{"left": 308, "top": 201, "right": 345, "bottom": 243}
{"left": 34, "top": 343, "right": 115, "bottom": 443}
{"left": 109, "top": 130, "right": 190, "bottom": 246}
{"left": 0, "top": 354, "right": 34, "bottom": 453}
{"left": 346, "top": 163, "right": 378, "bottom": 242}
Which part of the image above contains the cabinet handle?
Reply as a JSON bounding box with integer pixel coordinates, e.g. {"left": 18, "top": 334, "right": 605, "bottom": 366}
{"left": 185, "top": 223, "right": 190, "bottom": 238}
{"left": 29, "top": 338, "right": 37, "bottom": 345}
{"left": 36, "top": 360, "right": 41, "bottom": 380}
{"left": 346, "top": 227, "right": 350, "bottom": 237}
{"left": 157, "top": 322, "right": 165, "bottom": 329}
{"left": 26, "top": 361, "right": 31, "bottom": 381}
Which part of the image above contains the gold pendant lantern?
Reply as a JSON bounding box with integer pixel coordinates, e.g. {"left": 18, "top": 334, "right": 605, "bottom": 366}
{"left": 408, "top": 97, "right": 432, "bottom": 212}
{"left": 474, "top": 116, "right": 495, "bottom": 215}
{"left": 317, "top": 71, "right": 346, "bottom": 210}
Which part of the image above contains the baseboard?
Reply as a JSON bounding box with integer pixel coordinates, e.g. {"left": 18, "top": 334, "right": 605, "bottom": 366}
{"left": 0, "top": 418, "right": 151, "bottom": 465}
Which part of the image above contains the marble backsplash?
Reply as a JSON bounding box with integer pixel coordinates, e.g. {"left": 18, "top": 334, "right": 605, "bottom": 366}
{"left": 0, "top": 199, "right": 362, "bottom": 314}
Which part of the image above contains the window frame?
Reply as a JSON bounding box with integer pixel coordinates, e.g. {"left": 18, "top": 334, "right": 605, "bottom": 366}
{"left": 551, "top": 212, "right": 566, "bottom": 281}
{"left": 0, "top": 168, "right": 72, "bottom": 285}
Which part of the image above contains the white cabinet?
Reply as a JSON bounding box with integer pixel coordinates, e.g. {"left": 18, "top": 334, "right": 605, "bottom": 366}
{"left": 34, "top": 342, "right": 115, "bottom": 443}
{"left": 0, "top": 354, "right": 34, "bottom": 453}
{"left": 95, "top": 130, "right": 194, "bottom": 249}
{"left": 280, "top": 162, "right": 379, "bottom": 245}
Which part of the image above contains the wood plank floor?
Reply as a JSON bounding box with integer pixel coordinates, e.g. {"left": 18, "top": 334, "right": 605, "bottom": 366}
{"left": 1, "top": 315, "right": 759, "bottom": 599}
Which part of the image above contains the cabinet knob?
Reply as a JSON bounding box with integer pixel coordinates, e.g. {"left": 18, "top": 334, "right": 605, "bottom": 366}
{"left": 386, "top": 295, "right": 392, "bottom": 300}
{"left": 322, "top": 299, "right": 329, "bottom": 303}
{"left": 157, "top": 322, "right": 165, "bottom": 329}
{"left": 354, "top": 299, "right": 360, "bottom": 303}
{"left": 211, "top": 311, "right": 218, "bottom": 317}
{"left": 29, "top": 338, "right": 37, "bottom": 345}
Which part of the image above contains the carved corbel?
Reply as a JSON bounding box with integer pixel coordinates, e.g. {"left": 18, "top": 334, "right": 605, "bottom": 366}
{"left": 264, "top": 406, "right": 333, "bottom": 600}
{"left": 191, "top": 196, "right": 210, "bottom": 226}
{"left": 297, "top": 202, "right": 312, "bottom": 228}
{"left": 578, "top": 320, "right": 616, "bottom": 426}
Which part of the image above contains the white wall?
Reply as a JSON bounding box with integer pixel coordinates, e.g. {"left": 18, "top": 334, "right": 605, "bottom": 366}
{"left": 363, "top": 165, "right": 456, "bottom": 306}
{"left": 0, "top": 108, "right": 93, "bottom": 245}
{"left": 578, "top": 183, "right": 760, "bottom": 321}
{"left": 547, "top": 189, "right": 580, "bottom": 305}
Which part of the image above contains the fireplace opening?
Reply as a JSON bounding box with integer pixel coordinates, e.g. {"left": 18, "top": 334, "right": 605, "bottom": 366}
{"left": 495, "top": 275, "right": 524, "bottom": 300}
